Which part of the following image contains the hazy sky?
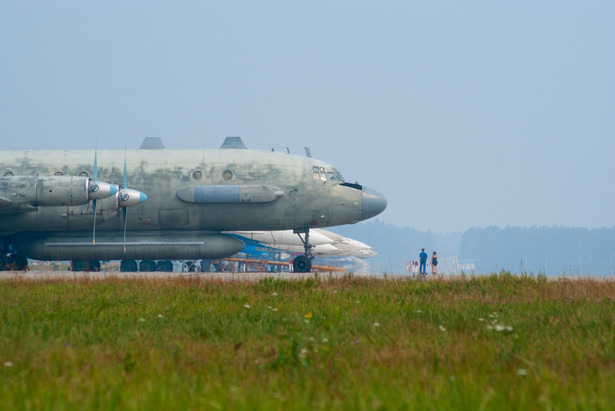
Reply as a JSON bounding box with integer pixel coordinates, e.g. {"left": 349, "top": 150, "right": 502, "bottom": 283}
{"left": 1, "top": 1, "right": 613, "bottom": 233}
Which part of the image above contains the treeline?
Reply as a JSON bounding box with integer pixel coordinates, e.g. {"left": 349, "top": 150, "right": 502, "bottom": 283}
{"left": 329, "top": 221, "right": 615, "bottom": 275}
{"left": 459, "top": 226, "right": 615, "bottom": 275}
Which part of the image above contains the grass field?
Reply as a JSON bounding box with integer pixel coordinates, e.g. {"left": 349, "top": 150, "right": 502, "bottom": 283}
{"left": 1, "top": 273, "right": 614, "bottom": 410}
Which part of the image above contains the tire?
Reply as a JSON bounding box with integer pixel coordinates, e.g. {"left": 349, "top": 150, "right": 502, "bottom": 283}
{"left": 0, "top": 254, "right": 8, "bottom": 271}
{"left": 139, "top": 260, "right": 158, "bottom": 272}
{"left": 120, "top": 260, "right": 138, "bottom": 272}
{"left": 293, "top": 255, "right": 312, "bottom": 273}
{"left": 157, "top": 260, "right": 174, "bottom": 272}
{"left": 72, "top": 259, "right": 86, "bottom": 271}
{"left": 88, "top": 260, "right": 101, "bottom": 272}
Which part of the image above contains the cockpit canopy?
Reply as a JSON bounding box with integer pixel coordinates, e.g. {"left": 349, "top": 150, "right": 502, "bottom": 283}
{"left": 312, "top": 166, "right": 344, "bottom": 183}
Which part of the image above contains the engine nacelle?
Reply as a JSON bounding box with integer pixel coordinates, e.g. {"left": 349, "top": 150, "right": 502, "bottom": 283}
{"left": 0, "top": 175, "right": 117, "bottom": 209}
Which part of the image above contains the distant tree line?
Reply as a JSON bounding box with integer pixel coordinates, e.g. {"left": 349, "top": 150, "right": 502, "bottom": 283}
{"left": 330, "top": 221, "right": 615, "bottom": 275}
{"left": 459, "top": 226, "right": 615, "bottom": 275}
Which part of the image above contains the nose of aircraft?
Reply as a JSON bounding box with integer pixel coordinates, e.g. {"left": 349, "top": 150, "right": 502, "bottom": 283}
{"left": 362, "top": 187, "right": 387, "bottom": 220}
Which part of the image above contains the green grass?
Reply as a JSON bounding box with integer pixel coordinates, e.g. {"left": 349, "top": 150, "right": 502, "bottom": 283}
{"left": 1, "top": 273, "right": 614, "bottom": 410}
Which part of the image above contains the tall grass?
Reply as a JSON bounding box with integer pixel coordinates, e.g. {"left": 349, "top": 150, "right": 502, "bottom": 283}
{"left": 1, "top": 274, "right": 614, "bottom": 410}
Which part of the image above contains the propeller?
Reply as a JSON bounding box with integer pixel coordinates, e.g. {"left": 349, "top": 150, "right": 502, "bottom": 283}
{"left": 90, "top": 148, "right": 118, "bottom": 244}
{"left": 117, "top": 154, "right": 148, "bottom": 252}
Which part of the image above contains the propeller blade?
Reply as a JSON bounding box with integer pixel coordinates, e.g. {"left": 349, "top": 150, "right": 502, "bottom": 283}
{"left": 90, "top": 146, "right": 118, "bottom": 244}
{"left": 92, "top": 199, "right": 97, "bottom": 244}
{"left": 116, "top": 150, "right": 148, "bottom": 252}
{"left": 123, "top": 206, "right": 127, "bottom": 253}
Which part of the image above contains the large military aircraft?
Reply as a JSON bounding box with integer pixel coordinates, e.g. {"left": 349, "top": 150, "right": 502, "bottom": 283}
{"left": 0, "top": 137, "right": 386, "bottom": 272}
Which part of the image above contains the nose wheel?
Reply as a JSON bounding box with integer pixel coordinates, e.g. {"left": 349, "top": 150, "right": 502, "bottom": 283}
{"left": 293, "top": 229, "right": 313, "bottom": 273}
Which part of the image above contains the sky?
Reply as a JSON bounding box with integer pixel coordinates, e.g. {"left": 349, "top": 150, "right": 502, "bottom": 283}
{"left": 1, "top": 1, "right": 613, "bottom": 233}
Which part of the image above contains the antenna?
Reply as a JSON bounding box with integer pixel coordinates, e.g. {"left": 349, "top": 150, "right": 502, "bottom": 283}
{"left": 305, "top": 147, "right": 312, "bottom": 158}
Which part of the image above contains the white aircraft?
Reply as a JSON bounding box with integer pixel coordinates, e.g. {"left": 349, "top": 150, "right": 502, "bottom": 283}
{"left": 231, "top": 228, "right": 377, "bottom": 258}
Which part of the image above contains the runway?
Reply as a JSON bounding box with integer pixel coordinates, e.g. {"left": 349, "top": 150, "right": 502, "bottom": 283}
{"left": 1, "top": 270, "right": 613, "bottom": 282}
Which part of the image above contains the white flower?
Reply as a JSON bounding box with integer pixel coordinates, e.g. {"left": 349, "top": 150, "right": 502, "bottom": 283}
{"left": 322, "top": 338, "right": 329, "bottom": 343}
{"left": 439, "top": 325, "right": 446, "bottom": 332}
{"left": 271, "top": 292, "right": 278, "bottom": 296}
{"left": 157, "top": 314, "right": 164, "bottom": 319}
{"left": 244, "top": 304, "right": 250, "bottom": 309}
{"left": 138, "top": 318, "right": 146, "bottom": 322}
{"left": 373, "top": 322, "right": 380, "bottom": 327}
{"left": 494, "top": 324, "right": 514, "bottom": 332}
{"left": 4, "top": 361, "right": 14, "bottom": 367}
{"left": 517, "top": 368, "right": 528, "bottom": 376}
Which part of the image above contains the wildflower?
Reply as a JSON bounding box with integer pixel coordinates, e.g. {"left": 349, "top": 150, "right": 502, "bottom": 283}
{"left": 4, "top": 361, "right": 14, "bottom": 368}
{"left": 322, "top": 338, "right": 329, "bottom": 343}
{"left": 244, "top": 304, "right": 250, "bottom": 309}
{"left": 271, "top": 292, "right": 278, "bottom": 296}
{"left": 414, "top": 310, "right": 422, "bottom": 313}
{"left": 299, "top": 348, "right": 308, "bottom": 360}
{"left": 478, "top": 318, "right": 484, "bottom": 322}
{"left": 517, "top": 368, "right": 528, "bottom": 376}
{"left": 373, "top": 322, "right": 381, "bottom": 327}
{"left": 157, "top": 314, "right": 164, "bottom": 319}
{"left": 138, "top": 318, "right": 146, "bottom": 322}
{"left": 439, "top": 325, "right": 446, "bottom": 332}
{"left": 494, "top": 324, "right": 514, "bottom": 332}
{"left": 305, "top": 312, "right": 313, "bottom": 319}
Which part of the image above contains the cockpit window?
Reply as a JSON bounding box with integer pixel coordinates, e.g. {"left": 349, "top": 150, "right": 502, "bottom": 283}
{"left": 319, "top": 167, "right": 327, "bottom": 181}
{"left": 313, "top": 166, "right": 345, "bottom": 183}
{"left": 312, "top": 166, "right": 320, "bottom": 181}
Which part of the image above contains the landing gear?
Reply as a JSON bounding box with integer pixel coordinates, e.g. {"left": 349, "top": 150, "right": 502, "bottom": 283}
{"left": 157, "top": 260, "right": 173, "bottom": 272}
{"left": 293, "top": 255, "right": 312, "bottom": 273}
{"left": 182, "top": 261, "right": 197, "bottom": 272}
{"left": 0, "top": 239, "right": 29, "bottom": 271}
{"left": 71, "top": 259, "right": 101, "bottom": 272}
{"left": 6, "top": 253, "right": 28, "bottom": 271}
{"left": 139, "top": 259, "right": 158, "bottom": 272}
{"left": 120, "top": 259, "right": 138, "bottom": 272}
{"left": 293, "top": 229, "right": 313, "bottom": 273}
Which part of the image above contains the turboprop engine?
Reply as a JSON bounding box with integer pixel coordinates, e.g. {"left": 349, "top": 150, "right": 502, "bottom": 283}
{"left": 0, "top": 175, "right": 117, "bottom": 211}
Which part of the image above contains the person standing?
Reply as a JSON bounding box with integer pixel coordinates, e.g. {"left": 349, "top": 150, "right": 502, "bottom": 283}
{"left": 431, "top": 251, "right": 439, "bottom": 275}
{"left": 419, "top": 248, "right": 428, "bottom": 275}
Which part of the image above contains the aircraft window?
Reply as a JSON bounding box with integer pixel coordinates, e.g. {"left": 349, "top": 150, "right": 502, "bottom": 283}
{"left": 192, "top": 170, "right": 202, "bottom": 180}
{"left": 327, "top": 172, "right": 335, "bottom": 181}
{"left": 223, "top": 170, "right": 233, "bottom": 181}
{"left": 335, "top": 171, "right": 344, "bottom": 181}
{"left": 54, "top": 171, "right": 63, "bottom": 176}
{"left": 79, "top": 171, "right": 89, "bottom": 177}
{"left": 319, "top": 167, "right": 326, "bottom": 181}
{"left": 312, "top": 166, "right": 320, "bottom": 181}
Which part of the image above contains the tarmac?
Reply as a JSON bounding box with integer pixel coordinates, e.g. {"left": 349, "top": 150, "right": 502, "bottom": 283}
{"left": 1, "top": 270, "right": 613, "bottom": 282}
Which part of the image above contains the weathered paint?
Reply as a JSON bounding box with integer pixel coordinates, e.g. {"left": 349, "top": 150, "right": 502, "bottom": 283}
{"left": 0, "top": 146, "right": 386, "bottom": 261}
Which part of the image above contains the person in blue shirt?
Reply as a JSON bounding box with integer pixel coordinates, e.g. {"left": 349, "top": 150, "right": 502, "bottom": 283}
{"left": 419, "top": 248, "right": 428, "bottom": 275}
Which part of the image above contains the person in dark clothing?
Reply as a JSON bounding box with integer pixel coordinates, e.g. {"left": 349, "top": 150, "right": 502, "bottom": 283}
{"left": 419, "top": 248, "right": 428, "bottom": 275}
